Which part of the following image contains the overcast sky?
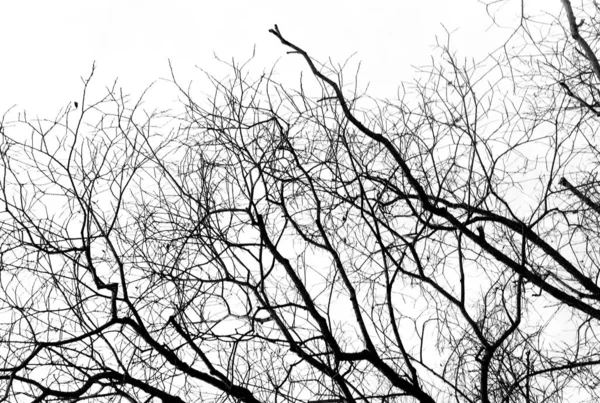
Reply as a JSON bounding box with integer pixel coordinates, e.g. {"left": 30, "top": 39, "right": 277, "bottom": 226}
{"left": 0, "top": 0, "right": 557, "bottom": 118}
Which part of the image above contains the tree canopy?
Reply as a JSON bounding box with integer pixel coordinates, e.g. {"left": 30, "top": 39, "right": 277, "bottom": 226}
{"left": 1, "top": 1, "right": 600, "bottom": 402}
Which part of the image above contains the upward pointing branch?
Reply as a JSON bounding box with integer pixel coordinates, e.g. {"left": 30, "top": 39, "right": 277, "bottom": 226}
{"left": 269, "top": 24, "right": 600, "bottom": 318}
{"left": 268, "top": 25, "right": 437, "bottom": 214}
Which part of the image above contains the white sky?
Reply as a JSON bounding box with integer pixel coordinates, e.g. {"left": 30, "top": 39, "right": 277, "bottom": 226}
{"left": 0, "top": 0, "right": 551, "bottom": 117}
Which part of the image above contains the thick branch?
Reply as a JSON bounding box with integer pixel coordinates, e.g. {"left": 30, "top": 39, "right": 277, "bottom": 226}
{"left": 560, "top": 0, "right": 600, "bottom": 83}
{"left": 560, "top": 177, "right": 600, "bottom": 216}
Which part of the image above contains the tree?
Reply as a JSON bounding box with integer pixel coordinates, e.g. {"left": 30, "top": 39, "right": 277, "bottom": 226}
{"left": 1, "top": 1, "right": 600, "bottom": 402}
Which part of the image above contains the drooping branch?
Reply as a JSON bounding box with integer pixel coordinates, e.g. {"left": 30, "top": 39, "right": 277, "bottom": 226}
{"left": 560, "top": 0, "right": 600, "bottom": 83}
{"left": 559, "top": 177, "right": 600, "bottom": 216}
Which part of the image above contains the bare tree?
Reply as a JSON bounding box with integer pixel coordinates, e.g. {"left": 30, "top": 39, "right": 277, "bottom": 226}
{"left": 1, "top": 1, "right": 600, "bottom": 402}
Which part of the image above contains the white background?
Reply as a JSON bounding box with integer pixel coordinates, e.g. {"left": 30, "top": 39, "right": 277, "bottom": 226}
{"left": 0, "top": 0, "right": 555, "bottom": 116}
